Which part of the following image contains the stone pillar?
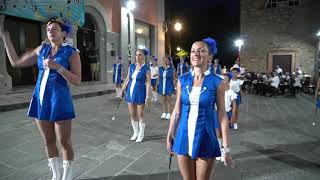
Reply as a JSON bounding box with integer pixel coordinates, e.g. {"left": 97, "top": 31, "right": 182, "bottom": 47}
{"left": 0, "top": 15, "right": 12, "bottom": 93}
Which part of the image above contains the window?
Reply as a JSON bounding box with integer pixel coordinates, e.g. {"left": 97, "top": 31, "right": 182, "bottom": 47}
{"left": 266, "top": 0, "right": 301, "bottom": 8}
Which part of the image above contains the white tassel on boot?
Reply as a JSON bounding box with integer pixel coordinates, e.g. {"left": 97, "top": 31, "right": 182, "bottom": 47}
{"left": 136, "top": 121, "right": 145, "bottom": 143}
{"left": 48, "top": 157, "right": 62, "bottom": 180}
{"left": 130, "top": 120, "right": 139, "bottom": 141}
{"left": 62, "top": 160, "right": 73, "bottom": 180}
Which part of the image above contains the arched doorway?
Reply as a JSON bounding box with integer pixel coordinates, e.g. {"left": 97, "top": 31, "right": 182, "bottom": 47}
{"left": 77, "top": 13, "right": 99, "bottom": 81}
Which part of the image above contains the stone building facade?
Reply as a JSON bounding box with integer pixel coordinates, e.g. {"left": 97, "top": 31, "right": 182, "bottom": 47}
{"left": 240, "top": 0, "right": 320, "bottom": 80}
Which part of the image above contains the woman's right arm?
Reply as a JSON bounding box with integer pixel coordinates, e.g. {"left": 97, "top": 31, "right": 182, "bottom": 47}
{"left": 166, "top": 80, "right": 182, "bottom": 154}
{"left": 0, "top": 30, "right": 41, "bottom": 68}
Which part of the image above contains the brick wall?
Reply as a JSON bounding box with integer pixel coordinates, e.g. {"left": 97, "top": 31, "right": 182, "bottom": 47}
{"left": 240, "top": 0, "right": 320, "bottom": 78}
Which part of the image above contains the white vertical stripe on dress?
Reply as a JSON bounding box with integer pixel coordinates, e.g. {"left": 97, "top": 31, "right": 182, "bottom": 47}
{"left": 130, "top": 70, "right": 138, "bottom": 99}
{"left": 39, "top": 57, "right": 50, "bottom": 106}
{"left": 162, "top": 69, "right": 167, "bottom": 94}
{"left": 187, "top": 87, "right": 201, "bottom": 156}
{"left": 115, "top": 64, "right": 119, "bottom": 83}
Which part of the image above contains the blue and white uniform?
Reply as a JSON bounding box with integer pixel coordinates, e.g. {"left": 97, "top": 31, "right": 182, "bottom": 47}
{"left": 177, "top": 62, "right": 189, "bottom": 77}
{"left": 225, "top": 89, "right": 238, "bottom": 128}
{"left": 150, "top": 66, "right": 159, "bottom": 87}
{"left": 230, "top": 79, "right": 244, "bottom": 105}
{"left": 113, "top": 63, "right": 122, "bottom": 84}
{"left": 209, "top": 64, "right": 221, "bottom": 75}
{"left": 28, "top": 43, "right": 76, "bottom": 121}
{"left": 157, "top": 66, "right": 175, "bottom": 95}
{"left": 125, "top": 63, "right": 150, "bottom": 104}
{"left": 173, "top": 70, "right": 222, "bottom": 159}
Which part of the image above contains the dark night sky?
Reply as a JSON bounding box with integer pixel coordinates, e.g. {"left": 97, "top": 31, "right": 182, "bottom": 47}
{"left": 165, "top": 0, "right": 240, "bottom": 68}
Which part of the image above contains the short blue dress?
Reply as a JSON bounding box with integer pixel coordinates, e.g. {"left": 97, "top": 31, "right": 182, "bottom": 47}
{"left": 125, "top": 63, "right": 150, "bottom": 104}
{"left": 113, "top": 63, "right": 122, "bottom": 84}
{"left": 173, "top": 70, "right": 222, "bottom": 159}
{"left": 27, "top": 44, "right": 77, "bottom": 121}
{"left": 157, "top": 66, "right": 175, "bottom": 96}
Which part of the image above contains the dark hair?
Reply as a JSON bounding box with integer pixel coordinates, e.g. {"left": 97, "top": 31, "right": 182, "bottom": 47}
{"left": 47, "top": 20, "right": 72, "bottom": 35}
{"left": 137, "top": 48, "right": 150, "bottom": 56}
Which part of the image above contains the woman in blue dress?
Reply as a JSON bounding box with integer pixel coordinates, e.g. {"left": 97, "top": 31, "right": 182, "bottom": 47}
{"left": 113, "top": 56, "right": 123, "bottom": 98}
{"left": 157, "top": 56, "right": 176, "bottom": 120}
{"left": 177, "top": 57, "right": 190, "bottom": 76}
{"left": 166, "top": 38, "right": 234, "bottom": 180}
{"left": 121, "top": 49, "right": 151, "bottom": 143}
{"left": 0, "top": 19, "right": 81, "bottom": 180}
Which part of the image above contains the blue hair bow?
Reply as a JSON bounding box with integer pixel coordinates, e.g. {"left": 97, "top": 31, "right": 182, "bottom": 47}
{"left": 202, "top": 37, "right": 218, "bottom": 55}
{"left": 141, "top": 48, "right": 150, "bottom": 56}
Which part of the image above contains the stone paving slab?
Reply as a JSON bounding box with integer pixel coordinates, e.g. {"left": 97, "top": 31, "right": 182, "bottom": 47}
{"left": 0, "top": 92, "right": 320, "bottom": 180}
{"left": 0, "top": 83, "right": 114, "bottom": 112}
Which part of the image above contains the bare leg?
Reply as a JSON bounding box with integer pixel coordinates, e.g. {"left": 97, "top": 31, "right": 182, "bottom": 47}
{"left": 177, "top": 155, "right": 196, "bottom": 180}
{"left": 195, "top": 158, "right": 215, "bottom": 180}
{"left": 55, "top": 120, "right": 74, "bottom": 160}
{"left": 128, "top": 103, "right": 138, "bottom": 121}
{"left": 35, "top": 119, "right": 59, "bottom": 158}
{"left": 137, "top": 104, "right": 145, "bottom": 121}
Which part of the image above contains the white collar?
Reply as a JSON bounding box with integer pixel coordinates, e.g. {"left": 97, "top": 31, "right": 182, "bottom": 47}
{"left": 191, "top": 69, "right": 210, "bottom": 77}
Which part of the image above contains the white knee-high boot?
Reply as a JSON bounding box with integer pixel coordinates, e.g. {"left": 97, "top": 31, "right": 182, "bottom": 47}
{"left": 48, "top": 157, "right": 62, "bottom": 180}
{"left": 130, "top": 120, "right": 139, "bottom": 141}
{"left": 153, "top": 91, "right": 158, "bottom": 101}
{"left": 62, "top": 160, "right": 73, "bottom": 180}
{"left": 115, "top": 88, "right": 119, "bottom": 97}
{"left": 136, "top": 121, "right": 145, "bottom": 143}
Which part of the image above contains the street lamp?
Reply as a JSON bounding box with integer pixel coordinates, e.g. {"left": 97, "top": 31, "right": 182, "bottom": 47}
{"left": 177, "top": 47, "right": 181, "bottom": 51}
{"left": 317, "top": 31, "right": 320, "bottom": 37}
{"left": 127, "top": 0, "right": 136, "bottom": 11}
{"left": 234, "top": 39, "right": 244, "bottom": 61}
{"left": 174, "top": 22, "right": 182, "bottom": 32}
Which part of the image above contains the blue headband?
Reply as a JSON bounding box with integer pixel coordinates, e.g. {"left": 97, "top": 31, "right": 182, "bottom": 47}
{"left": 202, "top": 37, "right": 218, "bottom": 55}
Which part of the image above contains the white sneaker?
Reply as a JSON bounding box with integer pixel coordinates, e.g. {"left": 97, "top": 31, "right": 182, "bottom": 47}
{"left": 233, "top": 123, "right": 238, "bottom": 130}
{"left": 165, "top": 113, "right": 171, "bottom": 120}
{"left": 161, "top": 113, "right": 166, "bottom": 119}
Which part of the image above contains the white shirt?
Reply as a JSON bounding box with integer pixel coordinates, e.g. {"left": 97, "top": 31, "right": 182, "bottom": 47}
{"left": 293, "top": 75, "right": 302, "bottom": 87}
{"left": 276, "top": 68, "right": 283, "bottom": 74}
{"left": 271, "top": 76, "right": 280, "bottom": 88}
{"left": 150, "top": 66, "right": 159, "bottom": 79}
{"left": 225, "top": 89, "right": 238, "bottom": 112}
{"left": 230, "top": 79, "right": 244, "bottom": 93}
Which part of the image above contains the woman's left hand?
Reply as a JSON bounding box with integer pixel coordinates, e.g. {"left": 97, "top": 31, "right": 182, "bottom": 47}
{"left": 224, "top": 153, "right": 235, "bottom": 168}
{"left": 43, "top": 58, "right": 61, "bottom": 70}
{"left": 145, "top": 98, "right": 149, "bottom": 107}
